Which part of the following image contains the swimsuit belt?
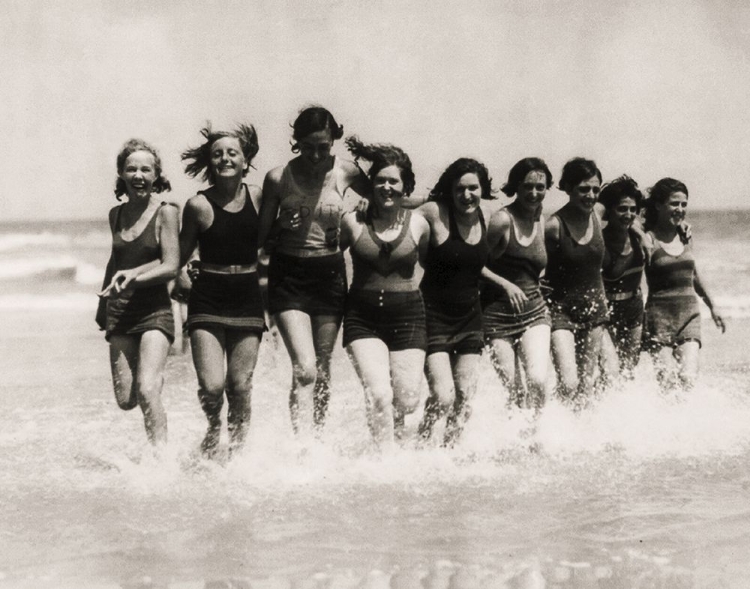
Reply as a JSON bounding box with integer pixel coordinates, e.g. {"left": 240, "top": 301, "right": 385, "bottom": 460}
{"left": 606, "top": 289, "right": 640, "bottom": 302}
{"left": 201, "top": 262, "right": 258, "bottom": 275}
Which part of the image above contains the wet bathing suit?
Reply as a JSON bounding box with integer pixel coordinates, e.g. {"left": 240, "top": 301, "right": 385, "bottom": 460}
{"left": 643, "top": 234, "right": 701, "bottom": 349}
{"left": 481, "top": 210, "right": 550, "bottom": 340}
{"left": 187, "top": 186, "right": 265, "bottom": 333}
{"left": 602, "top": 228, "right": 645, "bottom": 345}
{"left": 344, "top": 211, "right": 426, "bottom": 350}
{"left": 421, "top": 207, "right": 489, "bottom": 355}
{"left": 105, "top": 202, "right": 175, "bottom": 343}
{"left": 268, "top": 158, "right": 347, "bottom": 315}
{"left": 545, "top": 212, "right": 608, "bottom": 332}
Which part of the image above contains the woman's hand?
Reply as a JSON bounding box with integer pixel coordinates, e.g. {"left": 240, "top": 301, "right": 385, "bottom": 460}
{"left": 98, "top": 269, "right": 138, "bottom": 298}
{"left": 503, "top": 282, "right": 528, "bottom": 314}
{"left": 711, "top": 309, "right": 726, "bottom": 333}
{"left": 279, "top": 208, "right": 302, "bottom": 231}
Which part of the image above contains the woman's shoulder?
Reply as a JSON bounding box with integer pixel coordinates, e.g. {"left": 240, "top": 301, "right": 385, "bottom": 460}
{"left": 263, "top": 164, "right": 286, "bottom": 185}
{"left": 418, "top": 200, "right": 442, "bottom": 223}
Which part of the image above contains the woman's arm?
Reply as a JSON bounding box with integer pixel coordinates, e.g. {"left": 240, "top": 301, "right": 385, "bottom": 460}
{"left": 694, "top": 268, "right": 725, "bottom": 333}
{"left": 257, "top": 167, "right": 284, "bottom": 248}
{"left": 339, "top": 211, "right": 360, "bottom": 252}
{"left": 101, "top": 205, "right": 180, "bottom": 295}
{"left": 412, "top": 210, "right": 431, "bottom": 264}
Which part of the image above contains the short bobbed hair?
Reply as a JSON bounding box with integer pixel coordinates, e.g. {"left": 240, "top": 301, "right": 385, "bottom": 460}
{"left": 501, "top": 157, "right": 553, "bottom": 197}
{"left": 598, "top": 175, "right": 644, "bottom": 212}
{"left": 114, "top": 138, "right": 171, "bottom": 200}
{"left": 558, "top": 157, "right": 602, "bottom": 193}
{"left": 291, "top": 106, "right": 344, "bottom": 152}
{"left": 644, "top": 177, "right": 689, "bottom": 230}
{"left": 345, "top": 135, "right": 415, "bottom": 196}
{"left": 181, "top": 122, "right": 259, "bottom": 185}
{"left": 428, "top": 158, "right": 495, "bottom": 209}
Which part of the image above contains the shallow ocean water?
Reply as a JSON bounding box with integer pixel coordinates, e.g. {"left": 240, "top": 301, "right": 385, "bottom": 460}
{"left": 1, "top": 214, "right": 750, "bottom": 588}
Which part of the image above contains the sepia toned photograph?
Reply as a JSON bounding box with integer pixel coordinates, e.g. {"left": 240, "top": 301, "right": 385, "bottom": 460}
{"left": 1, "top": 1, "right": 749, "bottom": 587}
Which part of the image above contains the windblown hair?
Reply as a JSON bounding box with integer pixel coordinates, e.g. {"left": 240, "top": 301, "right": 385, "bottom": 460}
{"left": 643, "top": 177, "right": 688, "bottom": 231}
{"left": 345, "top": 135, "right": 416, "bottom": 196}
{"left": 114, "top": 138, "right": 171, "bottom": 200}
{"left": 181, "top": 122, "right": 259, "bottom": 185}
{"left": 428, "top": 158, "right": 495, "bottom": 208}
{"left": 558, "top": 157, "right": 602, "bottom": 193}
{"left": 598, "top": 175, "right": 644, "bottom": 213}
{"left": 501, "top": 157, "right": 553, "bottom": 197}
{"left": 291, "top": 106, "right": 344, "bottom": 151}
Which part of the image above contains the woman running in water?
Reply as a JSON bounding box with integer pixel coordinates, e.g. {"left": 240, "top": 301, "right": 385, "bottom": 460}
{"left": 642, "top": 178, "right": 725, "bottom": 392}
{"left": 544, "top": 158, "right": 609, "bottom": 404}
{"left": 100, "top": 139, "right": 179, "bottom": 447}
{"left": 482, "top": 158, "right": 552, "bottom": 411}
{"left": 418, "top": 158, "right": 492, "bottom": 446}
{"left": 340, "top": 137, "right": 430, "bottom": 450}
{"left": 597, "top": 176, "right": 647, "bottom": 379}
{"left": 179, "top": 123, "right": 264, "bottom": 457}
{"left": 257, "top": 107, "right": 369, "bottom": 439}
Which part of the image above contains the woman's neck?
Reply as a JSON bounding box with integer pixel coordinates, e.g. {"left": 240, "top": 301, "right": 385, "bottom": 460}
{"left": 654, "top": 222, "right": 678, "bottom": 241}
{"left": 212, "top": 177, "right": 244, "bottom": 203}
{"left": 509, "top": 199, "right": 539, "bottom": 221}
{"left": 373, "top": 206, "right": 403, "bottom": 228}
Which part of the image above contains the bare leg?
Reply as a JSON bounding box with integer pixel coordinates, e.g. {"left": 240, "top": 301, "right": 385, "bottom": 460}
{"left": 418, "top": 352, "right": 455, "bottom": 442}
{"left": 551, "top": 329, "right": 579, "bottom": 401}
{"left": 487, "top": 337, "right": 518, "bottom": 406}
{"left": 136, "top": 330, "right": 171, "bottom": 446}
{"left": 444, "top": 352, "right": 481, "bottom": 446}
{"left": 311, "top": 314, "right": 343, "bottom": 429}
{"left": 109, "top": 335, "right": 139, "bottom": 411}
{"left": 224, "top": 330, "right": 262, "bottom": 455}
{"left": 674, "top": 340, "right": 700, "bottom": 391}
{"left": 190, "top": 327, "right": 227, "bottom": 457}
{"left": 389, "top": 348, "right": 426, "bottom": 441}
{"left": 617, "top": 323, "right": 643, "bottom": 377}
{"left": 517, "top": 323, "right": 551, "bottom": 411}
{"left": 651, "top": 345, "right": 678, "bottom": 393}
{"left": 598, "top": 329, "right": 620, "bottom": 390}
{"left": 347, "top": 338, "right": 395, "bottom": 449}
{"left": 575, "top": 325, "right": 605, "bottom": 400}
{"left": 274, "top": 310, "right": 318, "bottom": 439}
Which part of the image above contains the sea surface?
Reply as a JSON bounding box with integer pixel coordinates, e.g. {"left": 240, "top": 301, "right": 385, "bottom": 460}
{"left": 1, "top": 210, "right": 750, "bottom": 588}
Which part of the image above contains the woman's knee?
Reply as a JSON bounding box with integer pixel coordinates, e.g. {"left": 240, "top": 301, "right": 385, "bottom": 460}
{"left": 116, "top": 395, "right": 138, "bottom": 411}
{"left": 369, "top": 385, "right": 394, "bottom": 414}
{"left": 393, "top": 389, "right": 420, "bottom": 415}
{"left": 292, "top": 358, "right": 318, "bottom": 387}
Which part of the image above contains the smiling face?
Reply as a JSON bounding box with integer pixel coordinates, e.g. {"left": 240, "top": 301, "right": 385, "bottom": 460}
{"left": 568, "top": 175, "right": 601, "bottom": 213}
{"left": 210, "top": 136, "right": 246, "bottom": 181}
{"left": 452, "top": 173, "right": 483, "bottom": 215}
{"left": 608, "top": 196, "right": 638, "bottom": 230}
{"left": 657, "top": 191, "right": 688, "bottom": 227}
{"left": 297, "top": 128, "right": 334, "bottom": 169}
{"left": 372, "top": 165, "right": 404, "bottom": 213}
{"left": 516, "top": 169, "right": 547, "bottom": 211}
{"left": 120, "top": 150, "right": 157, "bottom": 200}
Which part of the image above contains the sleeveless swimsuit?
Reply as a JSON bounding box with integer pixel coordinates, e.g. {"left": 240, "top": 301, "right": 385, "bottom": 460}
{"left": 343, "top": 211, "right": 426, "bottom": 350}
{"left": 481, "top": 208, "right": 550, "bottom": 340}
{"left": 421, "top": 206, "right": 490, "bottom": 355}
{"left": 105, "top": 202, "right": 175, "bottom": 342}
{"left": 268, "top": 157, "right": 347, "bottom": 316}
{"left": 545, "top": 212, "right": 608, "bottom": 331}
{"left": 187, "top": 186, "right": 265, "bottom": 333}
{"left": 643, "top": 234, "right": 701, "bottom": 348}
{"left": 602, "top": 228, "right": 645, "bottom": 345}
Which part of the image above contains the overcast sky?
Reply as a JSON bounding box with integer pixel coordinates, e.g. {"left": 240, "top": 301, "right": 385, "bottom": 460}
{"left": 2, "top": 0, "right": 749, "bottom": 221}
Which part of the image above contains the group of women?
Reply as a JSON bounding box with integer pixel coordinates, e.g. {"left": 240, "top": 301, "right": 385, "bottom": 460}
{"left": 98, "top": 106, "right": 725, "bottom": 454}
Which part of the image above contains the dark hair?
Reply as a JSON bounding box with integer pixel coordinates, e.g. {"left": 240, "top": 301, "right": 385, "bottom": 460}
{"left": 558, "top": 157, "right": 602, "bottom": 193}
{"left": 428, "top": 158, "right": 495, "bottom": 208}
{"left": 345, "top": 136, "right": 415, "bottom": 196}
{"left": 598, "top": 175, "right": 644, "bottom": 212}
{"left": 643, "top": 177, "right": 689, "bottom": 231}
{"left": 181, "top": 122, "right": 259, "bottom": 185}
{"left": 501, "top": 157, "right": 553, "bottom": 197}
{"left": 291, "top": 106, "right": 344, "bottom": 151}
{"left": 114, "top": 139, "right": 171, "bottom": 200}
